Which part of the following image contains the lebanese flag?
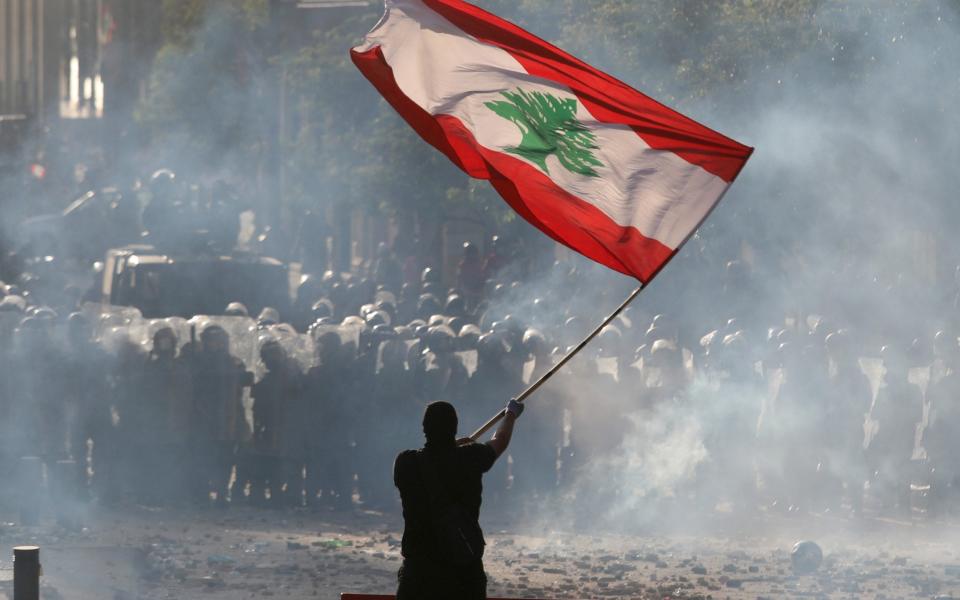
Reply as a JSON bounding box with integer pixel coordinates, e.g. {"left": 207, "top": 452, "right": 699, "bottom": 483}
{"left": 351, "top": 0, "right": 753, "bottom": 282}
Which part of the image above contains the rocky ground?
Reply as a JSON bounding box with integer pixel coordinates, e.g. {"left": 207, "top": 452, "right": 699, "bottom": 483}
{"left": 0, "top": 502, "right": 959, "bottom": 599}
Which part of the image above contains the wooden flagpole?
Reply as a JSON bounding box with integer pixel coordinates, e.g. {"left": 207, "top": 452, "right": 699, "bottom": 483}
{"left": 468, "top": 284, "right": 644, "bottom": 441}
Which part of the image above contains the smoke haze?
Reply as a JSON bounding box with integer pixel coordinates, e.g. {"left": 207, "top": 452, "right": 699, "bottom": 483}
{"left": 0, "top": 0, "right": 959, "bottom": 573}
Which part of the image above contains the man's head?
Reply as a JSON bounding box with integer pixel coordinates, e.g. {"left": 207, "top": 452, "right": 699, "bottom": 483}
{"left": 201, "top": 325, "right": 230, "bottom": 355}
{"left": 880, "top": 344, "right": 906, "bottom": 378}
{"left": 423, "top": 401, "right": 458, "bottom": 444}
{"left": 224, "top": 302, "right": 249, "bottom": 317}
{"left": 825, "top": 330, "right": 852, "bottom": 364}
{"left": 153, "top": 327, "right": 178, "bottom": 359}
{"left": 934, "top": 330, "right": 958, "bottom": 361}
{"left": 260, "top": 339, "right": 286, "bottom": 372}
{"left": 315, "top": 330, "right": 342, "bottom": 365}
{"left": 67, "top": 312, "right": 92, "bottom": 347}
{"left": 257, "top": 307, "right": 280, "bottom": 327}
{"left": 149, "top": 168, "right": 177, "bottom": 202}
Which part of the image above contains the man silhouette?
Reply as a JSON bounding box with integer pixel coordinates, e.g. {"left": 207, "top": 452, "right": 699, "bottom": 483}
{"left": 394, "top": 399, "right": 523, "bottom": 599}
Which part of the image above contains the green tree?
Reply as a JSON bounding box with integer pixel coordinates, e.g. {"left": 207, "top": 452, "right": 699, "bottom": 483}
{"left": 137, "top": 0, "right": 271, "bottom": 177}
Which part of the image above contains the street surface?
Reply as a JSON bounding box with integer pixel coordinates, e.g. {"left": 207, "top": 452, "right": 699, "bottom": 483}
{"left": 1, "top": 504, "right": 960, "bottom": 599}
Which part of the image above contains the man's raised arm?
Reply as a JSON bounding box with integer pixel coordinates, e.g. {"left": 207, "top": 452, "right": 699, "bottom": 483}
{"left": 486, "top": 399, "right": 524, "bottom": 459}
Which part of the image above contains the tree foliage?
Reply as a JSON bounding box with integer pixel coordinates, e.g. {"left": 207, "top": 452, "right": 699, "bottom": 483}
{"left": 138, "top": 0, "right": 272, "bottom": 177}
{"left": 137, "top": 0, "right": 957, "bottom": 243}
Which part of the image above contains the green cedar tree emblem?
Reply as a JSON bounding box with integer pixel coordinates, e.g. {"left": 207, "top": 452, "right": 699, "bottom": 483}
{"left": 484, "top": 88, "right": 603, "bottom": 177}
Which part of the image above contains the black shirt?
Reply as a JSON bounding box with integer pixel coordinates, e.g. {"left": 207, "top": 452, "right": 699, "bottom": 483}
{"left": 394, "top": 441, "right": 498, "bottom": 560}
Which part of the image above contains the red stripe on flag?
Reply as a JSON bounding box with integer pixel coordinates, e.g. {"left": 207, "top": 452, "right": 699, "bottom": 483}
{"left": 351, "top": 46, "right": 493, "bottom": 180}
{"left": 351, "top": 46, "right": 675, "bottom": 282}
{"left": 420, "top": 0, "right": 753, "bottom": 183}
{"left": 438, "top": 114, "right": 675, "bottom": 281}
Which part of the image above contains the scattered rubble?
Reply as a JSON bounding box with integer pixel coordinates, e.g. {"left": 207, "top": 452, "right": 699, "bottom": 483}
{"left": 0, "top": 506, "right": 958, "bottom": 599}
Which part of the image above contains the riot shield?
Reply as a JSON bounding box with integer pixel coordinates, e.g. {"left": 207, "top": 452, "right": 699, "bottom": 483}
{"left": 96, "top": 319, "right": 145, "bottom": 356}
{"left": 341, "top": 322, "right": 364, "bottom": 357}
{"left": 858, "top": 356, "right": 884, "bottom": 404}
{"left": 908, "top": 365, "right": 931, "bottom": 397}
{"left": 311, "top": 323, "right": 363, "bottom": 367}
{"left": 405, "top": 337, "right": 423, "bottom": 368}
{"left": 757, "top": 366, "right": 785, "bottom": 439}
{"left": 80, "top": 302, "right": 144, "bottom": 344}
{"left": 596, "top": 357, "right": 618, "bottom": 382}
{"left": 257, "top": 323, "right": 315, "bottom": 377}
{"left": 456, "top": 349, "right": 478, "bottom": 378}
{"left": 376, "top": 338, "right": 415, "bottom": 374}
{"left": 130, "top": 316, "right": 191, "bottom": 354}
{"left": 375, "top": 290, "right": 396, "bottom": 306}
{"left": 187, "top": 315, "right": 259, "bottom": 370}
{"left": 0, "top": 311, "right": 23, "bottom": 342}
{"left": 188, "top": 315, "right": 258, "bottom": 436}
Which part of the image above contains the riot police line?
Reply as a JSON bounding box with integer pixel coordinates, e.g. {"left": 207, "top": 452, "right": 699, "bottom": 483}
{"left": 0, "top": 267, "right": 958, "bottom": 522}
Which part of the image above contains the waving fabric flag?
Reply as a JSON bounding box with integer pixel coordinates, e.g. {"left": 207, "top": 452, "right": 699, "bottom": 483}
{"left": 351, "top": 0, "right": 753, "bottom": 282}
